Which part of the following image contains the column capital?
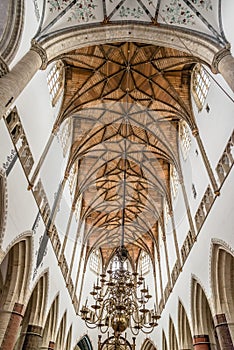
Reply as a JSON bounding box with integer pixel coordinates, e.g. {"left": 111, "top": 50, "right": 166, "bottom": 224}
{"left": 211, "top": 47, "right": 231, "bottom": 74}
{"left": 31, "top": 40, "right": 48, "bottom": 70}
{"left": 0, "top": 56, "right": 9, "bottom": 78}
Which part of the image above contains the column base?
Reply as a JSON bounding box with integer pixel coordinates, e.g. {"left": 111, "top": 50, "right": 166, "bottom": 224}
{"left": 193, "top": 335, "right": 210, "bottom": 349}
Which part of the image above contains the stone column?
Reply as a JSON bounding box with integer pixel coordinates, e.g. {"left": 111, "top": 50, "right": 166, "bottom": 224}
{"left": 193, "top": 335, "right": 211, "bottom": 350}
{"left": 0, "top": 41, "right": 47, "bottom": 118}
{"left": 214, "top": 314, "right": 233, "bottom": 350}
{"left": 212, "top": 48, "right": 234, "bottom": 93}
{"left": 0, "top": 303, "right": 24, "bottom": 350}
{"left": 22, "top": 324, "right": 43, "bottom": 350}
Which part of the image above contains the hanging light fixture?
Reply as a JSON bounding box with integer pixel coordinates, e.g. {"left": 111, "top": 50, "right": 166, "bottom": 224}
{"left": 80, "top": 137, "right": 160, "bottom": 336}
{"left": 98, "top": 333, "right": 136, "bottom": 350}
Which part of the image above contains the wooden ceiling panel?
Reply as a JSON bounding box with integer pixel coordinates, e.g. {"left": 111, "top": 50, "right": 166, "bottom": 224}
{"left": 58, "top": 42, "right": 196, "bottom": 264}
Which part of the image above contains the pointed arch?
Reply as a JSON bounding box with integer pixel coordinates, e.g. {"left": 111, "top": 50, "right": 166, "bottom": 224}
{"left": 15, "top": 271, "right": 49, "bottom": 349}
{"left": 169, "top": 317, "right": 179, "bottom": 350}
{"left": 211, "top": 241, "right": 234, "bottom": 320}
{"left": 76, "top": 335, "right": 93, "bottom": 350}
{"left": 162, "top": 330, "right": 168, "bottom": 350}
{"left": 55, "top": 311, "right": 67, "bottom": 350}
{"left": 0, "top": 234, "right": 32, "bottom": 310}
{"left": 65, "top": 325, "right": 72, "bottom": 350}
{"left": 191, "top": 277, "right": 219, "bottom": 348}
{"left": 178, "top": 300, "right": 193, "bottom": 349}
{"left": 42, "top": 294, "right": 60, "bottom": 348}
{"left": 141, "top": 338, "right": 157, "bottom": 350}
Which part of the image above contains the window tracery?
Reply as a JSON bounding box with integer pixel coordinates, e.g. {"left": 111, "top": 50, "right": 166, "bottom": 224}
{"left": 47, "top": 61, "right": 64, "bottom": 106}
{"left": 139, "top": 251, "right": 150, "bottom": 275}
{"left": 192, "top": 64, "right": 210, "bottom": 111}
{"left": 68, "top": 162, "right": 78, "bottom": 196}
{"left": 90, "top": 249, "right": 101, "bottom": 274}
{"left": 58, "top": 118, "right": 72, "bottom": 158}
{"left": 179, "top": 121, "right": 191, "bottom": 160}
{"left": 164, "top": 200, "right": 170, "bottom": 226}
{"left": 170, "top": 165, "right": 179, "bottom": 198}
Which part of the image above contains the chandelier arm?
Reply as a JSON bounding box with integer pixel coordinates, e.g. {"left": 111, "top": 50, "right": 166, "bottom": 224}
{"left": 84, "top": 321, "right": 101, "bottom": 329}
{"left": 129, "top": 320, "right": 140, "bottom": 336}
{"left": 99, "top": 324, "right": 109, "bottom": 334}
{"left": 140, "top": 326, "right": 156, "bottom": 334}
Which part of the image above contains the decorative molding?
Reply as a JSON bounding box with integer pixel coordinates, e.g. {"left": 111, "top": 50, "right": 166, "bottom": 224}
{"left": 32, "top": 0, "right": 40, "bottom": 22}
{"left": 0, "top": 56, "right": 9, "bottom": 77}
{"left": 0, "top": 168, "right": 8, "bottom": 248}
{"left": 31, "top": 40, "right": 48, "bottom": 70}
{"left": 4, "top": 107, "right": 35, "bottom": 177}
{"left": 0, "top": 231, "right": 32, "bottom": 265}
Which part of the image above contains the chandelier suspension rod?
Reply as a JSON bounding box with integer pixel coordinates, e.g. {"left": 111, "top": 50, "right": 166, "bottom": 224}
{"left": 121, "top": 137, "right": 127, "bottom": 249}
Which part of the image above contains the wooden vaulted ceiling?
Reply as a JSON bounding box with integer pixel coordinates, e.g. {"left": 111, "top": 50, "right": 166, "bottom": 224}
{"left": 57, "top": 42, "right": 198, "bottom": 267}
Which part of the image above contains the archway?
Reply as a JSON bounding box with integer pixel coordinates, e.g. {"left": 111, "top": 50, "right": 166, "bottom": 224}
{"left": 141, "top": 338, "right": 157, "bottom": 350}
{"left": 14, "top": 272, "right": 48, "bottom": 350}
{"left": 55, "top": 311, "right": 67, "bottom": 350}
{"left": 169, "top": 317, "right": 179, "bottom": 350}
{"left": 191, "top": 277, "right": 220, "bottom": 350}
{"left": 0, "top": 235, "right": 32, "bottom": 350}
{"left": 211, "top": 242, "right": 234, "bottom": 347}
{"left": 76, "top": 335, "right": 93, "bottom": 350}
{"left": 65, "top": 325, "right": 72, "bottom": 350}
{"left": 41, "top": 294, "right": 59, "bottom": 349}
{"left": 178, "top": 301, "right": 193, "bottom": 349}
{"left": 162, "top": 330, "right": 168, "bottom": 350}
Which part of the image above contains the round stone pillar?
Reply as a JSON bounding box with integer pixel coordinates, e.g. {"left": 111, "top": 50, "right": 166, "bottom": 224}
{"left": 22, "top": 324, "right": 43, "bottom": 350}
{"left": 193, "top": 335, "right": 211, "bottom": 350}
{"left": 212, "top": 48, "right": 234, "bottom": 93}
{"left": 0, "top": 302, "right": 24, "bottom": 350}
{"left": 214, "top": 314, "right": 234, "bottom": 350}
{"left": 0, "top": 41, "right": 47, "bottom": 118}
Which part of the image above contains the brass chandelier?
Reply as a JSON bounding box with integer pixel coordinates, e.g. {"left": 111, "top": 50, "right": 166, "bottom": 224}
{"left": 80, "top": 138, "right": 160, "bottom": 336}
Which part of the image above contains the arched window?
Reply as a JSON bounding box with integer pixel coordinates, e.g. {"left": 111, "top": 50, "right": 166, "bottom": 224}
{"left": 68, "top": 162, "right": 78, "bottom": 196}
{"left": 111, "top": 254, "right": 128, "bottom": 271}
{"left": 47, "top": 61, "right": 64, "bottom": 106}
{"left": 90, "top": 249, "right": 101, "bottom": 274}
{"left": 179, "top": 121, "right": 191, "bottom": 160}
{"left": 164, "top": 199, "right": 170, "bottom": 225}
{"left": 170, "top": 165, "right": 179, "bottom": 198}
{"left": 139, "top": 251, "right": 150, "bottom": 275}
{"left": 192, "top": 64, "right": 210, "bottom": 111}
{"left": 58, "top": 118, "right": 72, "bottom": 157}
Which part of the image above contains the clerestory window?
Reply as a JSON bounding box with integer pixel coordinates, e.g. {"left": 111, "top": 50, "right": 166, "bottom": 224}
{"left": 179, "top": 121, "right": 191, "bottom": 160}
{"left": 192, "top": 64, "right": 210, "bottom": 111}
{"left": 47, "top": 61, "right": 63, "bottom": 106}
{"left": 170, "top": 165, "right": 179, "bottom": 198}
